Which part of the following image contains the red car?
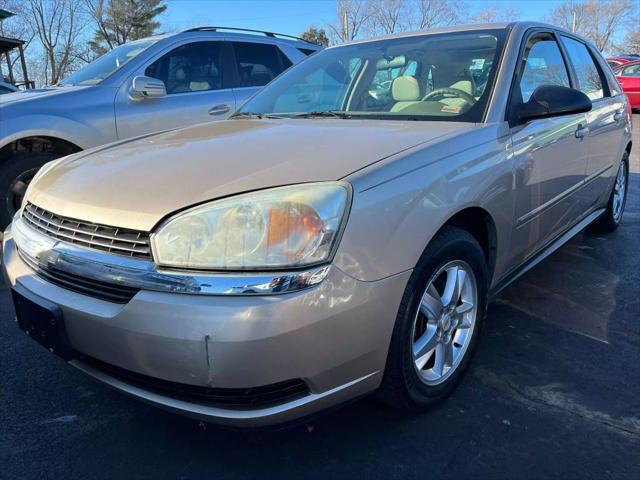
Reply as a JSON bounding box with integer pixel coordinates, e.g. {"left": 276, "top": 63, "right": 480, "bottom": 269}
{"left": 615, "top": 60, "right": 640, "bottom": 110}
{"left": 607, "top": 55, "right": 640, "bottom": 68}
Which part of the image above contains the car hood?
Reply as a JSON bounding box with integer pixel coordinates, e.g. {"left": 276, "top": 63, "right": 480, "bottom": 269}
{"left": 0, "top": 85, "right": 91, "bottom": 106}
{"left": 27, "top": 118, "right": 475, "bottom": 231}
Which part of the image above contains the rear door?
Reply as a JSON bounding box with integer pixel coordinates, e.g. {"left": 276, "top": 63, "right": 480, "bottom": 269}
{"left": 508, "top": 31, "right": 589, "bottom": 262}
{"left": 229, "top": 41, "right": 293, "bottom": 108}
{"left": 616, "top": 62, "right": 640, "bottom": 108}
{"left": 114, "top": 40, "right": 236, "bottom": 139}
{"left": 559, "top": 35, "right": 626, "bottom": 210}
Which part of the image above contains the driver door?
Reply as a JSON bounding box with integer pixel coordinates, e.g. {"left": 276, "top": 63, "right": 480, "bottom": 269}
{"left": 114, "top": 40, "right": 236, "bottom": 139}
{"left": 508, "top": 32, "right": 589, "bottom": 265}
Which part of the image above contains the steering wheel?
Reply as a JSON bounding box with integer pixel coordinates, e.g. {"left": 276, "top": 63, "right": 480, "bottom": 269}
{"left": 421, "top": 87, "right": 477, "bottom": 107}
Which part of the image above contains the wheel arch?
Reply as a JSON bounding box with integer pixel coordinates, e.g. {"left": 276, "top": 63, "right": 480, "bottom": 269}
{"left": 0, "top": 136, "right": 83, "bottom": 163}
{"left": 431, "top": 206, "right": 498, "bottom": 284}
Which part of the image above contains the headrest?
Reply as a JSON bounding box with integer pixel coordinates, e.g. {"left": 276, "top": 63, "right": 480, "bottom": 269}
{"left": 392, "top": 76, "right": 420, "bottom": 102}
{"left": 190, "top": 81, "right": 210, "bottom": 91}
{"left": 175, "top": 68, "right": 186, "bottom": 81}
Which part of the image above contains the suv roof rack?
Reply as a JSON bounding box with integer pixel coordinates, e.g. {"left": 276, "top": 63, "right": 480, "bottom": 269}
{"left": 183, "top": 26, "right": 318, "bottom": 45}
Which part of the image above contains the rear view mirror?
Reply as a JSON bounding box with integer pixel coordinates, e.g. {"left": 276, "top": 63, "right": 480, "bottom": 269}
{"left": 517, "top": 84, "right": 591, "bottom": 122}
{"left": 376, "top": 55, "right": 407, "bottom": 70}
{"left": 130, "top": 76, "right": 167, "bottom": 99}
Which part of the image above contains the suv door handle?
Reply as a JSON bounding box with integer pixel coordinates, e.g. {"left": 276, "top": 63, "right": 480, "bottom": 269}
{"left": 613, "top": 110, "right": 624, "bottom": 122}
{"left": 209, "top": 104, "right": 231, "bottom": 115}
{"left": 575, "top": 125, "right": 589, "bottom": 139}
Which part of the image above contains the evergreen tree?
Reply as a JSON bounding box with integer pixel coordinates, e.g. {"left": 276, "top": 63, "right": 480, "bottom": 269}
{"left": 87, "top": 0, "right": 166, "bottom": 57}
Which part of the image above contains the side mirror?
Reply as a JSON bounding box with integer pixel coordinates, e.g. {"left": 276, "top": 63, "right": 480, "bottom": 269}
{"left": 130, "top": 76, "right": 167, "bottom": 99}
{"left": 517, "top": 85, "right": 592, "bottom": 122}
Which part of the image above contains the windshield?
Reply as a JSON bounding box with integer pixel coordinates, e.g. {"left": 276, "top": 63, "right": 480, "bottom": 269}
{"left": 59, "top": 39, "right": 158, "bottom": 86}
{"left": 238, "top": 29, "right": 507, "bottom": 122}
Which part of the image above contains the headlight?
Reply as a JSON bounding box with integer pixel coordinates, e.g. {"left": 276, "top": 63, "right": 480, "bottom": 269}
{"left": 152, "top": 182, "right": 350, "bottom": 270}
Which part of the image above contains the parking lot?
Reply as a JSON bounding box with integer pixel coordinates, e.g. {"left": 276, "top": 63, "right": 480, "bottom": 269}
{"left": 1, "top": 115, "right": 638, "bottom": 479}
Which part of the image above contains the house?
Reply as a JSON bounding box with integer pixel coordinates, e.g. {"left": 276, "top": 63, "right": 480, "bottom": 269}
{"left": 0, "top": 8, "right": 33, "bottom": 89}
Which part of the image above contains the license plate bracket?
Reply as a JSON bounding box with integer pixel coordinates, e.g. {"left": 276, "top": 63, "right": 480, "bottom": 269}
{"left": 12, "top": 285, "right": 75, "bottom": 361}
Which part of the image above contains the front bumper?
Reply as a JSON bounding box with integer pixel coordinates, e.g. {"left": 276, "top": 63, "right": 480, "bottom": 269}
{"left": 2, "top": 223, "right": 410, "bottom": 426}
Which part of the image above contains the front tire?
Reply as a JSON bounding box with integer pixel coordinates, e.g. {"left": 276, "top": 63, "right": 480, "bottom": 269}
{"left": 0, "top": 152, "right": 59, "bottom": 228}
{"left": 591, "top": 153, "right": 629, "bottom": 233}
{"left": 378, "top": 227, "right": 489, "bottom": 410}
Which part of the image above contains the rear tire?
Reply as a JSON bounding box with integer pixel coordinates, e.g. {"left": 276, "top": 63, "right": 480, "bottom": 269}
{"left": 377, "top": 226, "right": 489, "bottom": 410}
{"left": 0, "top": 152, "right": 59, "bottom": 228}
{"left": 591, "top": 153, "right": 629, "bottom": 233}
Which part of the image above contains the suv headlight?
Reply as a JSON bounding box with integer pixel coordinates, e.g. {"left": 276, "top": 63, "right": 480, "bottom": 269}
{"left": 151, "top": 182, "right": 351, "bottom": 270}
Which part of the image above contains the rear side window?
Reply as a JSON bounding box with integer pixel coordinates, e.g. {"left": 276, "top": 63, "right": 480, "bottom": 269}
{"left": 518, "top": 36, "right": 570, "bottom": 102}
{"left": 298, "top": 48, "right": 318, "bottom": 56}
{"left": 561, "top": 36, "right": 605, "bottom": 100}
{"left": 146, "top": 41, "right": 224, "bottom": 94}
{"left": 232, "top": 42, "right": 292, "bottom": 87}
{"left": 620, "top": 63, "right": 640, "bottom": 76}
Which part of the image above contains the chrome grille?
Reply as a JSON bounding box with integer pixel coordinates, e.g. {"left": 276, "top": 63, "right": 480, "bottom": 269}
{"left": 18, "top": 249, "right": 139, "bottom": 304}
{"left": 22, "top": 203, "right": 151, "bottom": 259}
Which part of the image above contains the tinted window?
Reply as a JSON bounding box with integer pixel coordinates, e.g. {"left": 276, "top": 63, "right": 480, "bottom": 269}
{"left": 518, "top": 36, "right": 570, "bottom": 102}
{"left": 0, "top": 86, "right": 13, "bottom": 94}
{"left": 561, "top": 36, "right": 604, "bottom": 100}
{"left": 232, "top": 42, "right": 292, "bottom": 87}
{"left": 620, "top": 63, "right": 640, "bottom": 77}
{"left": 146, "top": 42, "right": 224, "bottom": 94}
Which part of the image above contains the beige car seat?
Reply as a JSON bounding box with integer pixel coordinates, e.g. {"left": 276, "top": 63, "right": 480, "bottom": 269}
{"left": 390, "top": 76, "right": 421, "bottom": 112}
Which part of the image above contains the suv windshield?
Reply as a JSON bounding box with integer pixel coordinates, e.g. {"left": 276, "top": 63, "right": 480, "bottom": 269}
{"left": 238, "top": 29, "right": 507, "bottom": 122}
{"left": 59, "top": 39, "right": 158, "bottom": 86}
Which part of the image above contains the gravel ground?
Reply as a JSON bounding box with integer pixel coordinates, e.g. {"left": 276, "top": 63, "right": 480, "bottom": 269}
{"left": 1, "top": 115, "right": 638, "bottom": 480}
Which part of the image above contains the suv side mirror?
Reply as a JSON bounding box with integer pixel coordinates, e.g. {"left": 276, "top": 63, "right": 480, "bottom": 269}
{"left": 130, "top": 76, "right": 167, "bottom": 99}
{"left": 517, "top": 85, "right": 592, "bottom": 122}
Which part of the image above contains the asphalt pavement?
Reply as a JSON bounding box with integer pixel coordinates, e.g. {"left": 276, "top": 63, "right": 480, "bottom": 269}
{"left": 1, "top": 116, "right": 639, "bottom": 480}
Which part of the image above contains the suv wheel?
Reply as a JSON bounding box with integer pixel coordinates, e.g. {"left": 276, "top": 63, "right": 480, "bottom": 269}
{"left": 378, "top": 227, "right": 488, "bottom": 409}
{"left": 591, "top": 152, "right": 629, "bottom": 233}
{"left": 0, "top": 152, "right": 59, "bottom": 228}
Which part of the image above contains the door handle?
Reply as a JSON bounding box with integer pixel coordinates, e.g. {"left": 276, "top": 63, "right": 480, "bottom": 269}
{"left": 575, "top": 125, "right": 589, "bottom": 139}
{"left": 208, "top": 104, "right": 231, "bottom": 115}
{"left": 613, "top": 110, "right": 624, "bottom": 122}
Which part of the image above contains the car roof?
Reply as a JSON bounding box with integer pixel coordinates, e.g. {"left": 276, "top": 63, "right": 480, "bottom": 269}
{"left": 167, "top": 26, "right": 321, "bottom": 48}
{"left": 328, "top": 21, "right": 576, "bottom": 48}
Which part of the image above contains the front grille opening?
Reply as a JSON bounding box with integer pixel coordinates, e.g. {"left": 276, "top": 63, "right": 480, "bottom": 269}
{"left": 18, "top": 249, "right": 139, "bottom": 304}
{"left": 22, "top": 203, "right": 152, "bottom": 259}
{"left": 80, "top": 355, "right": 311, "bottom": 410}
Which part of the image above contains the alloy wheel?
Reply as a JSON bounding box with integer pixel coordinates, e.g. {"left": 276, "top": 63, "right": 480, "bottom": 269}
{"left": 411, "top": 260, "right": 478, "bottom": 386}
{"left": 612, "top": 160, "right": 627, "bottom": 223}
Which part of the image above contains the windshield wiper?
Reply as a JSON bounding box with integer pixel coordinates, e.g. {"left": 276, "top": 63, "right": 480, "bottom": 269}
{"left": 231, "top": 112, "right": 285, "bottom": 119}
{"left": 292, "top": 111, "right": 353, "bottom": 119}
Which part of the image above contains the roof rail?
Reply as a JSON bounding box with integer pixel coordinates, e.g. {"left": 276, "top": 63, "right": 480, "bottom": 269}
{"left": 182, "top": 26, "right": 318, "bottom": 45}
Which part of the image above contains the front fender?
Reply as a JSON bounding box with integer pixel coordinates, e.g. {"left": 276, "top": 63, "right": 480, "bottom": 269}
{"left": 0, "top": 113, "right": 115, "bottom": 151}
{"left": 336, "top": 124, "right": 515, "bottom": 285}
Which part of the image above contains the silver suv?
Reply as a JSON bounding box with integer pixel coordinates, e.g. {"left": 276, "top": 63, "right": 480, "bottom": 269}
{"left": 0, "top": 27, "right": 320, "bottom": 227}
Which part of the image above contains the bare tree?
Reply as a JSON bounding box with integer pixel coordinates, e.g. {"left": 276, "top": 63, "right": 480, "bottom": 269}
{"left": 622, "top": 28, "right": 640, "bottom": 56}
{"left": 410, "top": 0, "right": 464, "bottom": 30}
{"left": 328, "top": 0, "right": 374, "bottom": 43}
{"left": 548, "top": 0, "right": 635, "bottom": 52}
{"left": 471, "top": 4, "right": 519, "bottom": 24}
{"left": 370, "top": 0, "right": 406, "bottom": 35}
{"left": 25, "top": 0, "right": 88, "bottom": 85}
